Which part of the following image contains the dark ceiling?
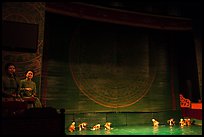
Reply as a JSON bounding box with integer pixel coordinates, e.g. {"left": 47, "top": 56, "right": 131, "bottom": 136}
{"left": 73, "top": 0, "right": 203, "bottom": 32}
{"left": 74, "top": 1, "right": 202, "bottom": 19}
{"left": 45, "top": 1, "right": 202, "bottom": 32}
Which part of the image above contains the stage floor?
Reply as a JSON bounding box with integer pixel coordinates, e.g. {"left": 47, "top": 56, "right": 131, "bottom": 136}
{"left": 65, "top": 124, "right": 202, "bottom": 135}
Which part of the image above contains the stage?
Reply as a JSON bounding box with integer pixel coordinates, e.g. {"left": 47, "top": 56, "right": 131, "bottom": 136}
{"left": 66, "top": 124, "right": 202, "bottom": 135}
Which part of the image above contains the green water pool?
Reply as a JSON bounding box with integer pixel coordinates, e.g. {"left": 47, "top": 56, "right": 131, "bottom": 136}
{"left": 65, "top": 124, "right": 202, "bottom": 135}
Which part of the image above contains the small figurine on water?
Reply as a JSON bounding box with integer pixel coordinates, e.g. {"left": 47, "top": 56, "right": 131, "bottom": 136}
{"left": 68, "top": 122, "right": 76, "bottom": 132}
{"left": 167, "top": 118, "right": 176, "bottom": 126}
{"left": 90, "top": 123, "right": 101, "bottom": 130}
{"left": 179, "top": 118, "right": 186, "bottom": 127}
{"left": 104, "top": 122, "right": 113, "bottom": 130}
{"left": 184, "top": 118, "right": 191, "bottom": 126}
{"left": 152, "top": 118, "right": 159, "bottom": 127}
{"left": 78, "top": 122, "right": 88, "bottom": 131}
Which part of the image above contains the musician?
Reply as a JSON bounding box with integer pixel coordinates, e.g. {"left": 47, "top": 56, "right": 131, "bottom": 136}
{"left": 2, "top": 63, "right": 21, "bottom": 101}
{"left": 19, "top": 70, "right": 42, "bottom": 108}
{"left": 2, "top": 63, "right": 24, "bottom": 117}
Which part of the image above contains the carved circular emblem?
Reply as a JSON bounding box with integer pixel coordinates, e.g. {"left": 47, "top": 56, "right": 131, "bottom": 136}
{"left": 69, "top": 26, "right": 156, "bottom": 108}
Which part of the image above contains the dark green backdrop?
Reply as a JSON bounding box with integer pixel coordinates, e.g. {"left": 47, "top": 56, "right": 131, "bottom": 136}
{"left": 42, "top": 12, "right": 198, "bottom": 114}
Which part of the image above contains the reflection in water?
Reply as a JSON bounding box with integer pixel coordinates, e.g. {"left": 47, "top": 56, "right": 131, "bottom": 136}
{"left": 180, "top": 126, "right": 197, "bottom": 135}
{"left": 105, "top": 130, "right": 111, "bottom": 135}
{"left": 152, "top": 126, "right": 159, "bottom": 135}
{"left": 92, "top": 130, "right": 102, "bottom": 135}
{"left": 169, "top": 126, "right": 174, "bottom": 135}
{"left": 78, "top": 130, "right": 87, "bottom": 135}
